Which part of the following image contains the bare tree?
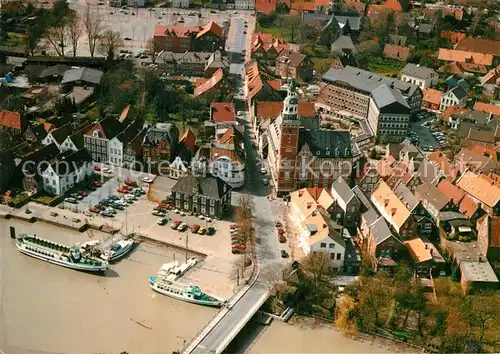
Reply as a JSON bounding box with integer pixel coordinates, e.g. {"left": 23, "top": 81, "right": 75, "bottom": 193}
{"left": 67, "top": 14, "right": 84, "bottom": 57}
{"left": 99, "top": 29, "right": 123, "bottom": 60}
{"left": 235, "top": 193, "right": 255, "bottom": 262}
{"left": 229, "top": 256, "right": 246, "bottom": 287}
{"left": 83, "top": 7, "right": 103, "bottom": 58}
{"left": 46, "top": 23, "right": 68, "bottom": 57}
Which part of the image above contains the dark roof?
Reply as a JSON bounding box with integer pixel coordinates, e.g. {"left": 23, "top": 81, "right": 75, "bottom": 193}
{"left": 299, "top": 129, "right": 352, "bottom": 158}
{"left": 418, "top": 23, "right": 433, "bottom": 34}
{"left": 61, "top": 67, "right": 103, "bottom": 85}
{"left": 39, "top": 65, "right": 69, "bottom": 78}
{"left": 371, "top": 216, "right": 398, "bottom": 245}
{"left": 415, "top": 182, "right": 450, "bottom": 211}
{"left": 21, "top": 142, "right": 60, "bottom": 173}
{"left": 26, "top": 124, "right": 48, "bottom": 141}
{"left": 50, "top": 148, "right": 92, "bottom": 176}
{"left": 87, "top": 117, "right": 124, "bottom": 140}
{"left": 449, "top": 86, "right": 467, "bottom": 100}
{"left": 331, "top": 177, "right": 355, "bottom": 205}
{"left": 69, "top": 132, "right": 84, "bottom": 150}
{"left": 352, "top": 185, "right": 380, "bottom": 224}
{"left": 394, "top": 181, "right": 419, "bottom": 211}
{"left": 143, "top": 123, "right": 179, "bottom": 148}
{"left": 171, "top": 174, "right": 231, "bottom": 199}
{"left": 334, "top": 15, "right": 361, "bottom": 31}
{"left": 50, "top": 123, "right": 73, "bottom": 144}
{"left": 116, "top": 120, "right": 142, "bottom": 145}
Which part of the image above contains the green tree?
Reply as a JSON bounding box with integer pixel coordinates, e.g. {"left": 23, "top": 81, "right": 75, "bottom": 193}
{"left": 299, "top": 24, "right": 322, "bottom": 51}
{"left": 358, "top": 272, "right": 392, "bottom": 328}
{"left": 279, "top": 16, "right": 301, "bottom": 42}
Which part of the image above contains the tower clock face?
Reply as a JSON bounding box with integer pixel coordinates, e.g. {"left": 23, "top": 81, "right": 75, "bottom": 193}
{"left": 286, "top": 128, "right": 293, "bottom": 134}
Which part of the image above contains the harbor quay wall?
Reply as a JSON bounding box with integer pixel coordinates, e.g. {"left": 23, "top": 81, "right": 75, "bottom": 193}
{"left": 135, "top": 234, "right": 207, "bottom": 259}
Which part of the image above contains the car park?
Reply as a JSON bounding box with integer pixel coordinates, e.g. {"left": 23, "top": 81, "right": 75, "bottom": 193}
{"left": 101, "top": 211, "right": 115, "bottom": 218}
{"left": 89, "top": 207, "right": 100, "bottom": 213}
{"left": 111, "top": 203, "right": 124, "bottom": 210}
{"left": 191, "top": 224, "right": 201, "bottom": 233}
{"left": 65, "top": 197, "right": 78, "bottom": 204}
{"left": 198, "top": 227, "right": 206, "bottom": 235}
{"left": 152, "top": 210, "right": 166, "bottom": 217}
{"left": 177, "top": 222, "right": 187, "bottom": 231}
{"left": 206, "top": 227, "right": 215, "bottom": 235}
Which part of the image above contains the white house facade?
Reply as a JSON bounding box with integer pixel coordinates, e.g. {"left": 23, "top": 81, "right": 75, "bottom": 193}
{"left": 40, "top": 150, "right": 93, "bottom": 195}
{"left": 169, "top": 0, "right": 190, "bottom": 8}
{"left": 211, "top": 155, "right": 245, "bottom": 189}
{"left": 108, "top": 137, "right": 124, "bottom": 166}
{"left": 439, "top": 86, "right": 467, "bottom": 112}
{"left": 400, "top": 64, "right": 438, "bottom": 90}
{"left": 169, "top": 156, "right": 188, "bottom": 180}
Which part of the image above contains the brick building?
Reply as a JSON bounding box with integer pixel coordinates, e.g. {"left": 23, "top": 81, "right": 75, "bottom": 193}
{"left": 153, "top": 22, "right": 225, "bottom": 53}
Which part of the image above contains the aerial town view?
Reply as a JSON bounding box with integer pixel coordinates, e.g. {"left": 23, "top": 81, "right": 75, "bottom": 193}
{"left": 0, "top": 0, "right": 500, "bottom": 353}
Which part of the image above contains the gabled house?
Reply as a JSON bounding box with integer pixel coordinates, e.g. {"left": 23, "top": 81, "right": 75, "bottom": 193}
{"left": 0, "top": 110, "right": 25, "bottom": 135}
{"left": 169, "top": 156, "right": 188, "bottom": 180}
{"left": 437, "top": 179, "right": 465, "bottom": 206}
{"left": 40, "top": 148, "right": 93, "bottom": 195}
{"left": 456, "top": 171, "right": 500, "bottom": 216}
{"left": 422, "top": 88, "right": 443, "bottom": 112}
{"left": 193, "top": 68, "right": 232, "bottom": 100}
{"left": 385, "top": 156, "right": 421, "bottom": 192}
{"left": 417, "top": 157, "right": 446, "bottom": 186}
{"left": 123, "top": 128, "right": 146, "bottom": 169}
{"left": 251, "top": 33, "right": 289, "bottom": 65}
{"left": 296, "top": 208, "right": 346, "bottom": 271}
{"left": 437, "top": 49, "right": 493, "bottom": 67}
{"left": 153, "top": 22, "right": 225, "bottom": 53}
{"left": 394, "top": 181, "right": 434, "bottom": 236}
{"left": 415, "top": 182, "right": 452, "bottom": 221}
{"left": 330, "top": 176, "right": 360, "bottom": 228}
{"left": 439, "top": 86, "right": 467, "bottom": 112}
{"left": 108, "top": 120, "right": 143, "bottom": 167}
{"left": 210, "top": 102, "right": 237, "bottom": 137}
{"left": 353, "top": 186, "right": 405, "bottom": 267}
{"left": 290, "top": 187, "right": 335, "bottom": 224}
{"left": 427, "top": 150, "right": 458, "bottom": 182}
{"left": 400, "top": 63, "right": 438, "bottom": 90}
{"left": 383, "top": 44, "right": 410, "bottom": 62}
{"left": 275, "top": 50, "right": 314, "bottom": 82}
{"left": 178, "top": 128, "right": 197, "bottom": 163}
{"left": 142, "top": 123, "right": 179, "bottom": 168}
{"left": 84, "top": 117, "right": 124, "bottom": 163}
{"left": 170, "top": 174, "right": 231, "bottom": 217}
{"left": 371, "top": 180, "right": 415, "bottom": 239}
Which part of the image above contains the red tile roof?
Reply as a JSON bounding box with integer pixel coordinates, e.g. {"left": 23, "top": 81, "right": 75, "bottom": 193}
{"left": 437, "top": 179, "right": 465, "bottom": 205}
{"left": 180, "top": 128, "right": 196, "bottom": 151}
{"left": 427, "top": 150, "right": 456, "bottom": 180}
{"left": 211, "top": 102, "right": 236, "bottom": 123}
{"left": 455, "top": 37, "right": 500, "bottom": 57}
{"left": 291, "top": 1, "right": 316, "bottom": 11}
{"left": 0, "top": 110, "right": 21, "bottom": 130}
{"left": 458, "top": 194, "right": 479, "bottom": 218}
{"left": 474, "top": 101, "right": 500, "bottom": 116}
{"left": 43, "top": 122, "right": 55, "bottom": 132}
{"left": 469, "top": 145, "right": 499, "bottom": 163}
{"left": 196, "top": 22, "right": 223, "bottom": 39}
{"left": 267, "top": 79, "right": 282, "bottom": 91}
{"left": 438, "top": 49, "right": 493, "bottom": 66}
{"left": 256, "top": 0, "right": 290, "bottom": 14}
{"left": 383, "top": 44, "right": 410, "bottom": 61}
{"left": 194, "top": 68, "right": 224, "bottom": 97}
{"left": 440, "top": 31, "right": 466, "bottom": 44}
{"left": 367, "top": 0, "right": 401, "bottom": 16}
{"left": 255, "top": 101, "right": 316, "bottom": 123}
{"left": 154, "top": 25, "right": 199, "bottom": 38}
{"left": 119, "top": 104, "right": 131, "bottom": 123}
{"left": 488, "top": 216, "right": 500, "bottom": 247}
{"left": 423, "top": 88, "right": 443, "bottom": 106}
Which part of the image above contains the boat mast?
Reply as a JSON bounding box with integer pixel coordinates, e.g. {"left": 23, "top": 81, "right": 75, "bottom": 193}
{"left": 185, "top": 232, "right": 188, "bottom": 263}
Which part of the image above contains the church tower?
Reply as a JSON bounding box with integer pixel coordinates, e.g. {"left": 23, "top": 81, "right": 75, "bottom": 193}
{"left": 276, "top": 81, "right": 301, "bottom": 194}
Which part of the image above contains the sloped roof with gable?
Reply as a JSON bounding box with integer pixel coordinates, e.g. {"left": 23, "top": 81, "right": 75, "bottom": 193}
{"left": 194, "top": 68, "right": 224, "bottom": 97}
{"left": 371, "top": 180, "right": 411, "bottom": 232}
{"left": 438, "top": 49, "right": 493, "bottom": 66}
{"left": 276, "top": 50, "right": 307, "bottom": 69}
{"left": 61, "top": 67, "right": 103, "bottom": 85}
{"left": 437, "top": 179, "right": 465, "bottom": 205}
{"left": 474, "top": 101, "right": 500, "bottom": 116}
{"left": 394, "top": 181, "right": 419, "bottom": 211}
{"left": 383, "top": 44, "right": 410, "bottom": 61}
{"left": 423, "top": 88, "right": 443, "bottom": 106}
{"left": 255, "top": 102, "right": 315, "bottom": 123}
{"left": 458, "top": 194, "right": 480, "bottom": 218}
{"left": 404, "top": 238, "right": 433, "bottom": 264}
{"left": 85, "top": 117, "right": 123, "bottom": 140}
{"left": 330, "top": 177, "right": 355, "bottom": 210}
{"left": 0, "top": 110, "right": 21, "bottom": 129}
{"left": 457, "top": 171, "right": 500, "bottom": 208}
{"left": 180, "top": 128, "right": 196, "bottom": 151}
{"left": 211, "top": 102, "right": 235, "bottom": 124}
{"left": 290, "top": 187, "right": 335, "bottom": 220}
{"left": 154, "top": 24, "right": 199, "bottom": 38}
{"left": 415, "top": 181, "right": 450, "bottom": 211}
{"left": 427, "top": 150, "right": 456, "bottom": 180}
{"left": 402, "top": 63, "right": 436, "bottom": 79}
{"left": 196, "top": 21, "right": 223, "bottom": 39}
{"left": 440, "top": 31, "right": 466, "bottom": 44}
{"left": 370, "top": 216, "right": 398, "bottom": 245}
{"left": 172, "top": 174, "right": 230, "bottom": 199}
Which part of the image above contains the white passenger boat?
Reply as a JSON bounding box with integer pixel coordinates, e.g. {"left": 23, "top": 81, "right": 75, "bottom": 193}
{"left": 149, "top": 276, "right": 226, "bottom": 308}
{"left": 15, "top": 234, "right": 107, "bottom": 272}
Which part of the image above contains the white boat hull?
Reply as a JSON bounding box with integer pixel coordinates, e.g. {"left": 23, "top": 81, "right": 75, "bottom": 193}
{"left": 16, "top": 243, "right": 107, "bottom": 272}
{"left": 149, "top": 278, "right": 224, "bottom": 308}
{"left": 104, "top": 240, "right": 135, "bottom": 262}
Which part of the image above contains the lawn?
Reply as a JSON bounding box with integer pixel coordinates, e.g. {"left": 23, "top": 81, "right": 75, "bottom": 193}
{"left": 32, "top": 194, "right": 59, "bottom": 206}
{"left": 367, "top": 59, "right": 405, "bottom": 77}
{"left": 302, "top": 45, "right": 336, "bottom": 75}
{"left": 255, "top": 24, "right": 294, "bottom": 43}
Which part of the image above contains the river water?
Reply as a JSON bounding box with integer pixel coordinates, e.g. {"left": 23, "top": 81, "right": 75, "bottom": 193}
{"left": 0, "top": 219, "right": 216, "bottom": 354}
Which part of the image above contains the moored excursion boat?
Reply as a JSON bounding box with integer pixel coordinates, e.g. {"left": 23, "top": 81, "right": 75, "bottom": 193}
{"left": 149, "top": 276, "right": 226, "bottom": 308}
{"left": 15, "top": 234, "right": 107, "bottom": 272}
{"left": 102, "top": 239, "right": 134, "bottom": 262}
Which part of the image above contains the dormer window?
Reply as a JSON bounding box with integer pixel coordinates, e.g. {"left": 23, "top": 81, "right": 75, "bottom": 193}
{"left": 326, "top": 150, "right": 330, "bottom": 156}
{"left": 316, "top": 150, "right": 320, "bottom": 156}
{"left": 92, "top": 130, "right": 100, "bottom": 138}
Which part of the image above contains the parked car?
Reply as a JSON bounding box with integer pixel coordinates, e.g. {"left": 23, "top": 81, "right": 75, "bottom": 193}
{"left": 157, "top": 217, "right": 168, "bottom": 226}
{"left": 117, "top": 186, "right": 130, "bottom": 193}
{"left": 263, "top": 178, "right": 269, "bottom": 185}
{"left": 88, "top": 207, "right": 100, "bottom": 213}
{"left": 142, "top": 176, "right": 153, "bottom": 183}
{"left": 70, "top": 193, "right": 83, "bottom": 200}
{"left": 191, "top": 224, "right": 201, "bottom": 233}
{"left": 79, "top": 191, "right": 88, "bottom": 197}
{"left": 105, "top": 207, "right": 116, "bottom": 214}
{"left": 108, "top": 195, "right": 119, "bottom": 201}
{"left": 124, "top": 179, "right": 138, "bottom": 187}
{"left": 232, "top": 248, "right": 244, "bottom": 254}
{"left": 232, "top": 243, "right": 246, "bottom": 250}
{"left": 94, "top": 165, "right": 101, "bottom": 171}
{"left": 100, "top": 200, "right": 111, "bottom": 207}
{"left": 133, "top": 188, "right": 145, "bottom": 195}
{"left": 111, "top": 203, "right": 124, "bottom": 210}
{"left": 171, "top": 220, "right": 182, "bottom": 229}
{"left": 152, "top": 210, "right": 166, "bottom": 217}
{"left": 279, "top": 235, "right": 287, "bottom": 243}
{"left": 65, "top": 197, "right": 78, "bottom": 204}
{"left": 198, "top": 227, "right": 206, "bottom": 235}
{"left": 94, "top": 204, "right": 105, "bottom": 211}
{"left": 275, "top": 221, "right": 282, "bottom": 227}
{"left": 121, "top": 197, "right": 133, "bottom": 204}
{"left": 260, "top": 167, "right": 267, "bottom": 174}
{"left": 281, "top": 249, "right": 289, "bottom": 258}
{"left": 230, "top": 224, "right": 238, "bottom": 229}
{"left": 206, "top": 227, "right": 215, "bottom": 235}
{"left": 102, "top": 167, "right": 112, "bottom": 173}
{"left": 101, "top": 211, "right": 115, "bottom": 218}
{"left": 177, "top": 223, "right": 187, "bottom": 231}
{"left": 91, "top": 180, "right": 101, "bottom": 186}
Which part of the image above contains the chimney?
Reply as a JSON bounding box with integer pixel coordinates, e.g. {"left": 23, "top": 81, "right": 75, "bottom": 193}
{"left": 323, "top": 224, "right": 327, "bottom": 229}
{"left": 430, "top": 248, "right": 433, "bottom": 256}
{"left": 391, "top": 208, "right": 397, "bottom": 216}
{"left": 425, "top": 243, "right": 429, "bottom": 249}
{"left": 298, "top": 190, "right": 304, "bottom": 197}
{"left": 307, "top": 202, "right": 313, "bottom": 209}
{"left": 384, "top": 199, "right": 390, "bottom": 207}
{"left": 312, "top": 210, "right": 317, "bottom": 215}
